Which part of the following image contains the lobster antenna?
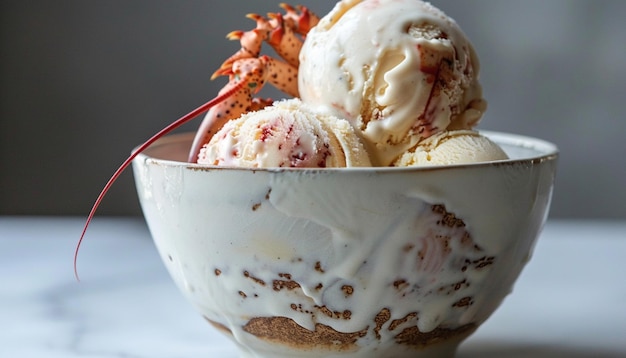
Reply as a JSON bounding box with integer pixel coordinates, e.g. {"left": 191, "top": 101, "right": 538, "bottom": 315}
{"left": 74, "top": 81, "right": 245, "bottom": 281}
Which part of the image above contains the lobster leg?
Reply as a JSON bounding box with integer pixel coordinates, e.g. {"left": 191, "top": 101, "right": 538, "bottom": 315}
{"left": 253, "top": 13, "right": 301, "bottom": 68}
{"left": 213, "top": 29, "right": 264, "bottom": 79}
{"left": 279, "top": 3, "right": 320, "bottom": 36}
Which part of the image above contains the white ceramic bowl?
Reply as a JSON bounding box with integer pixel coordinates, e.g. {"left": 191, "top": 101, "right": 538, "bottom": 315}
{"left": 132, "top": 131, "right": 558, "bottom": 358}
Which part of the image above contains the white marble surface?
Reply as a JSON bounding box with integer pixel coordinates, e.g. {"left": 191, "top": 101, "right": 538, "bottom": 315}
{"left": 1, "top": 217, "right": 625, "bottom": 357}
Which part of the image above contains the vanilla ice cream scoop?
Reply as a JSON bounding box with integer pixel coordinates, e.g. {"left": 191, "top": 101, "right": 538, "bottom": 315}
{"left": 394, "top": 130, "right": 508, "bottom": 167}
{"left": 198, "top": 99, "right": 371, "bottom": 168}
{"left": 299, "top": 0, "right": 486, "bottom": 166}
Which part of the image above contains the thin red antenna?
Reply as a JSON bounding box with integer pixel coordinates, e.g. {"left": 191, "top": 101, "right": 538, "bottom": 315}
{"left": 74, "top": 81, "right": 245, "bottom": 281}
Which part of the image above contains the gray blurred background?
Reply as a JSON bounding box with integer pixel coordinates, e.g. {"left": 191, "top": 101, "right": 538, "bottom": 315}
{"left": 1, "top": 0, "right": 625, "bottom": 219}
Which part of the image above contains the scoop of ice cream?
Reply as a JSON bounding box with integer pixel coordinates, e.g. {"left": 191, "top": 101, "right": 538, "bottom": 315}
{"left": 299, "top": 0, "right": 487, "bottom": 166}
{"left": 197, "top": 99, "right": 371, "bottom": 168}
{"left": 394, "top": 130, "right": 508, "bottom": 167}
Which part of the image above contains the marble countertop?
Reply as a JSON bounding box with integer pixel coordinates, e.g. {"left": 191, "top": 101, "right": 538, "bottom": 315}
{"left": 1, "top": 217, "right": 625, "bottom": 357}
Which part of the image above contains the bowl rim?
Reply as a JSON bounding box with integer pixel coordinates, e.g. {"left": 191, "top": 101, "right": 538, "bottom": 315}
{"left": 133, "top": 130, "right": 559, "bottom": 173}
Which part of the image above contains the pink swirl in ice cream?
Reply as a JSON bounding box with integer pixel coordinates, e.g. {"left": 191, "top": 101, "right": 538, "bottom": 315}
{"left": 198, "top": 99, "right": 371, "bottom": 168}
